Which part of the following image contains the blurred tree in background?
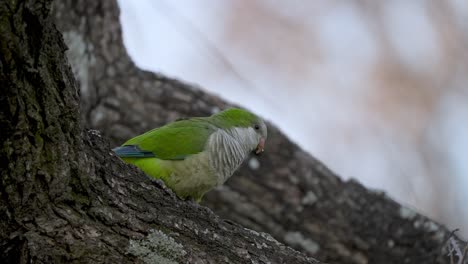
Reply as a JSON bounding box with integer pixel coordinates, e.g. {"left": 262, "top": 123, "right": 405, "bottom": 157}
{"left": 118, "top": 0, "right": 468, "bottom": 237}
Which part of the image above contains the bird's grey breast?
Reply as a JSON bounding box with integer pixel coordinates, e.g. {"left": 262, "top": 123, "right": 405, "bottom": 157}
{"left": 207, "top": 128, "right": 252, "bottom": 184}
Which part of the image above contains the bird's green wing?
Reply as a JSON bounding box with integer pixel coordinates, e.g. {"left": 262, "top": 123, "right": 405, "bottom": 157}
{"left": 116, "top": 119, "right": 216, "bottom": 160}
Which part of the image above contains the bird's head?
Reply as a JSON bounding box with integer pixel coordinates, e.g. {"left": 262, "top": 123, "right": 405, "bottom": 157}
{"left": 212, "top": 108, "right": 267, "bottom": 155}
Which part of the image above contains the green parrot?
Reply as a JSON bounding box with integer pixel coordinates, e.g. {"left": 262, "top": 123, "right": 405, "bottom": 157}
{"left": 113, "top": 108, "right": 267, "bottom": 202}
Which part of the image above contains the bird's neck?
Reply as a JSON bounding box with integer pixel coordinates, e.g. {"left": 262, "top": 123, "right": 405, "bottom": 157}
{"left": 208, "top": 127, "right": 257, "bottom": 184}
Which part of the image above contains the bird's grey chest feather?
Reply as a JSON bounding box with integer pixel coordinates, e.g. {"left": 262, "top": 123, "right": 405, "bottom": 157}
{"left": 207, "top": 128, "right": 255, "bottom": 184}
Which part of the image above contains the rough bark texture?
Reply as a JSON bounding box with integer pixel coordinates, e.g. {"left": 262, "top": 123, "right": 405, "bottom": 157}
{"left": 50, "top": 1, "right": 463, "bottom": 264}
{"left": 0, "top": 0, "right": 320, "bottom": 263}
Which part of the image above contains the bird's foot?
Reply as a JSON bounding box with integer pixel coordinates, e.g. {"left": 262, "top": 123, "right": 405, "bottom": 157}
{"left": 184, "top": 196, "right": 202, "bottom": 205}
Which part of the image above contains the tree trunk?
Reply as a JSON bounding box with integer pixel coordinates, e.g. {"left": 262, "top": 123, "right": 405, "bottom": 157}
{"left": 0, "top": 0, "right": 463, "bottom": 263}
{"left": 52, "top": 1, "right": 461, "bottom": 263}
{"left": 0, "top": 1, "right": 319, "bottom": 263}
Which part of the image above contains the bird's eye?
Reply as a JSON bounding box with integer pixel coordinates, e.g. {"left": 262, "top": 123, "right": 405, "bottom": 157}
{"left": 254, "top": 124, "right": 260, "bottom": 130}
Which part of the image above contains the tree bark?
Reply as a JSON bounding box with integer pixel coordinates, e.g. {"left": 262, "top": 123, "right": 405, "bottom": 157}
{"left": 0, "top": 1, "right": 319, "bottom": 263}
{"left": 48, "top": 0, "right": 467, "bottom": 263}
{"left": 0, "top": 0, "right": 462, "bottom": 263}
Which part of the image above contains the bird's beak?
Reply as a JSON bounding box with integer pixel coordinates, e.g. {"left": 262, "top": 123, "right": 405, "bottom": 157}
{"left": 255, "top": 137, "right": 265, "bottom": 155}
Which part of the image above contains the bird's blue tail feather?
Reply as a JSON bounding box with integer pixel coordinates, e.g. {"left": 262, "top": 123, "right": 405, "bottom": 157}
{"left": 112, "top": 145, "right": 155, "bottom": 158}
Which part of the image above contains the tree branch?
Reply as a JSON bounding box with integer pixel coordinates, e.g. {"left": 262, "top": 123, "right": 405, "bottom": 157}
{"left": 50, "top": 0, "right": 463, "bottom": 263}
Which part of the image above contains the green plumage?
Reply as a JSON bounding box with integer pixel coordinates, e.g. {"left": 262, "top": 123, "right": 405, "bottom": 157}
{"left": 113, "top": 108, "right": 266, "bottom": 202}
{"left": 211, "top": 108, "right": 259, "bottom": 129}
{"left": 124, "top": 119, "right": 216, "bottom": 160}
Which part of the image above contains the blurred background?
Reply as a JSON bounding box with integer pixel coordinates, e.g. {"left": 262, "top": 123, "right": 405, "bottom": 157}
{"left": 117, "top": 0, "right": 468, "bottom": 237}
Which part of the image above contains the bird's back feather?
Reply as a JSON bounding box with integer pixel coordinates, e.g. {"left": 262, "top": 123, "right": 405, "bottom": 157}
{"left": 122, "top": 118, "right": 216, "bottom": 160}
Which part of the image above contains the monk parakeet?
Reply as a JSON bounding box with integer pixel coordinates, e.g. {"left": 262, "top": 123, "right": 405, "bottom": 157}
{"left": 113, "top": 108, "right": 267, "bottom": 202}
